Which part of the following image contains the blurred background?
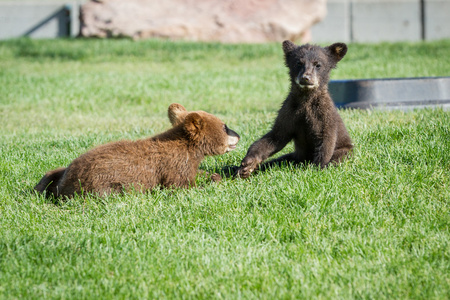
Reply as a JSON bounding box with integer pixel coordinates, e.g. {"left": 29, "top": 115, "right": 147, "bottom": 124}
{"left": 0, "top": 0, "right": 448, "bottom": 43}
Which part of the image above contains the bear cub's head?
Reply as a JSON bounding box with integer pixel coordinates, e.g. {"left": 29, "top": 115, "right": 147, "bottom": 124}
{"left": 282, "top": 40, "right": 347, "bottom": 91}
{"left": 168, "top": 103, "right": 240, "bottom": 155}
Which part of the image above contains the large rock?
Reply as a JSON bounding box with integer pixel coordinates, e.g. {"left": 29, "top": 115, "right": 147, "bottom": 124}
{"left": 80, "top": 0, "right": 326, "bottom": 43}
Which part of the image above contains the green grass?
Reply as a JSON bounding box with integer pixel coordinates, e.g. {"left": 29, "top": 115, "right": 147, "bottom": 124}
{"left": 0, "top": 38, "right": 449, "bottom": 299}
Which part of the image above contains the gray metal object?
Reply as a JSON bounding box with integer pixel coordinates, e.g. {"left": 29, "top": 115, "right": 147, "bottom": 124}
{"left": 329, "top": 77, "right": 450, "bottom": 110}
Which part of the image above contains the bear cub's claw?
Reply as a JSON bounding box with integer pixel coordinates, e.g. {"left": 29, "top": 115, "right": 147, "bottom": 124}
{"left": 236, "top": 157, "right": 259, "bottom": 179}
{"left": 210, "top": 173, "right": 222, "bottom": 182}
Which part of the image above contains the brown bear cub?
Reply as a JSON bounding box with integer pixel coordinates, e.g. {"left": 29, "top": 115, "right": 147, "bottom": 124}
{"left": 237, "top": 41, "right": 353, "bottom": 178}
{"left": 35, "top": 104, "right": 240, "bottom": 197}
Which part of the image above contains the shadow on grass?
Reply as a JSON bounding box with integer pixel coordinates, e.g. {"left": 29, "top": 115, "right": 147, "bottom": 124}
{"left": 201, "top": 159, "right": 315, "bottom": 181}
{"left": 30, "top": 180, "right": 195, "bottom": 205}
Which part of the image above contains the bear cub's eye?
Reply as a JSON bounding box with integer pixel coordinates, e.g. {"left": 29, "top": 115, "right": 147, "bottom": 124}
{"left": 315, "top": 63, "right": 321, "bottom": 69}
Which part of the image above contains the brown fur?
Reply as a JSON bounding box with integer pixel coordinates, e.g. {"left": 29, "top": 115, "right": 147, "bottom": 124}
{"left": 35, "top": 104, "right": 240, "bottom": 197}
{"left": 237, "top": 41, "right": 353, "bottom": 178}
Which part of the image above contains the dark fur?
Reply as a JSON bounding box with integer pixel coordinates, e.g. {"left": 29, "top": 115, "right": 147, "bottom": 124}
{"left": 237, "top": 41, "right": 353, "bottom": 178}
{"left": 35, "top": 104, "right": 240, "bottom": 197}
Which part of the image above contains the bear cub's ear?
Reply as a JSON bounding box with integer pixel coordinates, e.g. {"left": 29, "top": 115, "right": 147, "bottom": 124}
{"left": 326, "top": 43, "right": 348, "bottom": 63}
{"left": 184, "top": 112, "right": 204, "bottom": 137}
{"left": 282, "top": 40, "right": 297, "bottom": 56}
{"left": 168, "top": 103, "right": 188, "bottom": 126}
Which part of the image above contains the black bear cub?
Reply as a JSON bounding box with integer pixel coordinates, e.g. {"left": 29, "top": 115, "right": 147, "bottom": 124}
{"left": 237, "top": 41, "right": 353, "bottom": 178}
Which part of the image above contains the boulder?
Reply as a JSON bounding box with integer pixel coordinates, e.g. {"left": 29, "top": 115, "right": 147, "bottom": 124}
{"left": 80, "top": 0, "right": 326, "bottom": 43}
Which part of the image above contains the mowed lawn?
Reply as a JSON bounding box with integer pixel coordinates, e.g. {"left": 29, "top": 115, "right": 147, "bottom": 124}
{"left": 0, "top": 38, "right": 449, "bottom": 299}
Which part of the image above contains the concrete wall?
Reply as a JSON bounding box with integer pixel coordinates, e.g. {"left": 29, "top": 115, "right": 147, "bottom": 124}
{"left": 311, "top": 0, "right": 450, "bottom": 43}
{"left": 0, "top": 1, "right": 81, "bottom": 39}
{"left": 0, "top": 0, "right": 448, "bottom": 41}
{"left": 424, "top": 0, "right": 450, "bottom": 40}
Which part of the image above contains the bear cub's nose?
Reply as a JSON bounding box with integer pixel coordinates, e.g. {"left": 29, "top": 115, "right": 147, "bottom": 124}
{"left": 300, "top": 74, "right": 314, "bottom": 85}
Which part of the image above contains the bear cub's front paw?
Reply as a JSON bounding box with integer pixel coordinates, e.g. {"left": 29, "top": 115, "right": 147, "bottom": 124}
{"left": 210, "top": 173, "right": 222, "bottom": 182}
{"left": 237, "top": 156, "right": 259, "bottom": 179}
